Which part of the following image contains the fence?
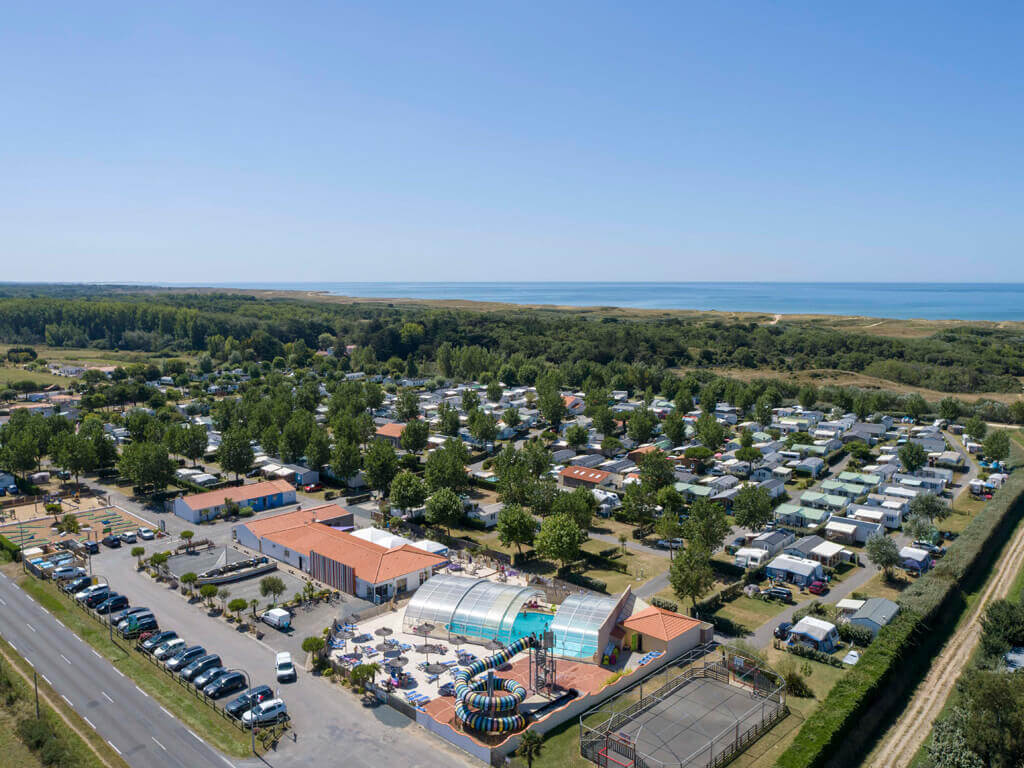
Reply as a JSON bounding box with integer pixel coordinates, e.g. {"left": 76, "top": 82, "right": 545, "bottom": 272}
{"left": 580, "top": 646, "right": 786, "bottom": 768}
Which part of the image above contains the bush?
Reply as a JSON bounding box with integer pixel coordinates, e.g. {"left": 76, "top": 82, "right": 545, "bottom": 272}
{"left": 786, "top": 643, "right": 845, "bottom": 669}
{"left": 0, "top": 534, "right": 20, "bottom": 561}
{"left": 324, "top": 491, "right": 336, "bottom": 501}
{"left": 650, "top": 596, "right": 678, "bottom": 612}
{"left": 238, "top": 506, "right": 254, "bottom": 518}
{"left": 837, "top": 622, "right": 875, "bottom": 647}
{"left": 562, "top": 572, "right": 607, "bottom": 592}
{"left": 710, "top": 558, "right": 746, "bottom": 580}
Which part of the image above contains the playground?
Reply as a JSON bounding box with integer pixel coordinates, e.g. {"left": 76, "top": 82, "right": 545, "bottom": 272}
{"left": 0, "top": 504, "right": 153, "bottom": 550}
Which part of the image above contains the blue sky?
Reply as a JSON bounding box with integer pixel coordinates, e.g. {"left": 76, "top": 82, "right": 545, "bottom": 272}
{"left": 2, "top": 2, "right": 1022, "bottom": 283}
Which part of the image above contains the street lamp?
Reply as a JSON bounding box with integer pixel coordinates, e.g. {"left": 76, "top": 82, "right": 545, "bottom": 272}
{"left": 225, "top": 667, "right": 256, "bottom": 755}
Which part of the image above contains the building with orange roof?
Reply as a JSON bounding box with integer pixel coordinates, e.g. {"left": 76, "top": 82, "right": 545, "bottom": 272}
{"left": 559, "top": 465, "right": 613, "bottom": 489}
{"left": 562, "top": 394, "right": 585, "bottom": 415}
{"left": 620, "top": 605, "right": 711, "bottom": 656}
{"left": 239, "top": 514, "right": 446, "bottom": 601}
{"left": 627, "top": 444, "right": 661, "bottom": 463}
{"left": 375, "top": 421, "right": 406, "bottom": 447}
{"left": 234, "top": 502, "right": 354, "bottom": 552}
{"left": 171, "top": 479, "right": 296, "bottom": 523}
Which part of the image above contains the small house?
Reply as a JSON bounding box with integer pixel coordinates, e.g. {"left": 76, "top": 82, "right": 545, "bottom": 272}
{"left": 849, "top": 598, "right": 899, "bottom": 638}
{"left": 766, "top": 554, "right": 824, "bottom": 586}
{"left": 788, "top": 617, "right": 839, "bottom": 653}
{"left": 899, "top": 546, "right": 932, "bottom": 574}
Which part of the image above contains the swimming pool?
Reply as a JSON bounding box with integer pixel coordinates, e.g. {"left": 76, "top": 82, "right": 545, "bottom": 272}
{"left": 509, "top": 610, "right": 553, "bottom": 642}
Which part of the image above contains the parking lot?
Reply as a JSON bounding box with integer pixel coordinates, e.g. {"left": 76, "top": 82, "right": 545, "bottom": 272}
{"left": 164, "top": 546, "right": 309, "bottom": 606}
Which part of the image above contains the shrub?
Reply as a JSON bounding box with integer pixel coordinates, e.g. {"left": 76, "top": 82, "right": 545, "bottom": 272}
{"left": 837, "top": 622, "right": 875, "bottom": 647}
{"left": 650, "top": 596, "right": 678, "bottom": 612}
{"left": 238, "top": 506, "right": 254, "bottom": 518}
{"left": 562, "top": 572, "right": 607, "bottom": 592}
{"left": 786, "top": 643, "right": 845, "bottom": 669}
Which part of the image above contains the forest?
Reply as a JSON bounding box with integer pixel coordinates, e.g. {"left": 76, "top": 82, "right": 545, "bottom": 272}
{"left": 0, "top": 285, "right": 1022, "bottom": 395}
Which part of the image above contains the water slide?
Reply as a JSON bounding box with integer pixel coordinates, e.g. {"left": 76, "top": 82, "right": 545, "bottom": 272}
{"left": 453, "top": 635, "right": 538, "bottom": 733}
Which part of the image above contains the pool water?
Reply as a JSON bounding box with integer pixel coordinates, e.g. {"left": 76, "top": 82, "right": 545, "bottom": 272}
{"left": 509, "top": 611, "right": 553, "bottom": 642}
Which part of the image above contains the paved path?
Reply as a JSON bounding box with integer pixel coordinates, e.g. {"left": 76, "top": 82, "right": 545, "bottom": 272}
{"left": 944, "top": 430, "right": 979, "bottom": 503}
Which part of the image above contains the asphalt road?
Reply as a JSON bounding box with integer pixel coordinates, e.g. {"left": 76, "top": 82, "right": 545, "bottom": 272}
{"left": 0, "top": 568, "right": 234, "bottom": 768}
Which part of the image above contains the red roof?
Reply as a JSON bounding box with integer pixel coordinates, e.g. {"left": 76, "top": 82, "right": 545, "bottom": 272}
{"left": 240, "top": 503, "right": 351, "bottom": 538}
{"left": 179, "top": 479, "right": 294, "bottom": 511}
{"left": 621, "top": 606, "right": 702, "bottom": 642}
{"left": 559, "top": 466, "right": 610, "bottom": 484}
{"left": 375, "top": 422, "right": 406, "bottom": 439}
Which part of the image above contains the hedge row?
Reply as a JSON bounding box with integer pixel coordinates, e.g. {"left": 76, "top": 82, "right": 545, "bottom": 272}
{"left": 0, "top": 534, "right": 20, "bottom": 561}
{"left": 776, "top": 468, "right": 1024, "bottom": 768}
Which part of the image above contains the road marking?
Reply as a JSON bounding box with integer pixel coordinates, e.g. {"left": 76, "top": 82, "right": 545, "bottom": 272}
{"left": 160, "top": 705, "right": 173, "bottom": 717}
{"left": 107, "top": 741, "right": 121, "bottom": 756}
{"left": 219, "top": 755, "right": 235, "bottom": 768}
{"left": 135, "top": 685, "right": 149, "bottom": 697}
{"left": 55, "top": 619, "right": 65, "bottom": 628}
{"left": 25, "top": 623, "right": 36, "bottom": 632}
{"left": 114, "top": 668, "right": 125, "bottom": 677}
{"left": 40, "top": 607, "right": 49, "bottom": 615}
{"left": 25, "top": 659, "right": 34, "bottom": 668}
{"left": 0, "top": 597, "right": 6, "bottom": 606}
{"left": 60, "top": 654, "right": 72, "bottom": 665}
{"left": 7, "top": 641, "right": 15, "bottom": 651}
{"left": 189, "top": 730, "right": 204, "bottom": 744}
{"left": 101, "top": 691, "right": 114, "bottom": 703}
{"left": 41, "top": 674, "right": 52, "bottom": 685}
{"left": 91, "top": 649, "right": 102, "bottom": 659}
{"left": 61, "top": 694, "right": 73, "bottom": 707}
{"left": 151, "top": 737, "right": 166, "bottom": 751}
{"left": 83, "top": 716, "right": 95, "bottom": 729}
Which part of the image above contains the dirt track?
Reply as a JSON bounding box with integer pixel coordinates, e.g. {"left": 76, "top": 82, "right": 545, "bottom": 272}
{"left": 868, "top": 510, "right": 1024, "bottom": 768}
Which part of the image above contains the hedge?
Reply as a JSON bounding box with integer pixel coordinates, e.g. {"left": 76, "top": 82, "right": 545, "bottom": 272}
{"left": 561, "top": 572, "right": 608, "bottom": 593}
{"left": 776, "top": 467, "right": 1024, "bottom": 768}
{"left": 650, "top": 596, "right": 678, "bottom": 612}
{"left": 0, "top": 534, "right": 20, "bottom": 561}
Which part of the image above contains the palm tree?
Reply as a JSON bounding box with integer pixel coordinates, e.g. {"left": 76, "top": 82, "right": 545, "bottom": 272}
{"left": 516, "top": 730, "right": 544, "bottom": 768}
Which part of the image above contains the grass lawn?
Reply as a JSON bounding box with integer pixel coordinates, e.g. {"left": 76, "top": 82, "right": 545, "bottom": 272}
{"left": 712, "top": 595, "right": 782, "bottom": 635}
{"left": 0, "top": 365, "right": 69, "bottom": 390}
{"left": 859, "top": 570, "right": 912, "bottom": 602}
{"left": 0, "top": 705, "right": 46, "bottom": 768}
{"left": 589, "top": 517, "right": 639, "bottom": 542}
{"left": 579, "top": 539, "right": 668, "bottom": 594}
{"left": 14, "top": 573, "right": 269, "bottom": 758}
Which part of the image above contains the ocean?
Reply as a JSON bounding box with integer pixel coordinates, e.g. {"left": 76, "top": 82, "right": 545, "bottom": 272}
{"left": 210, "top": 282, "right": 1024, "bottom": 322}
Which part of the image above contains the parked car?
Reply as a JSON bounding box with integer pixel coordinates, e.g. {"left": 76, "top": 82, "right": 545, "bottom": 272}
{"left": 192, "top": 665, "right": 227, "bottom": 689}
{"left": 137, "top": 528, "right": 155, "bottom": 540}
{"left": 303, "top": 483, "right": 322, "bottom": 492}
{"left": 226, "top": 686, "right": 274, "bottom": 719}
{"left": 119, "top": 531, "right": 137, "bottom": 544}
{"left": 140, "top": 630, "right": 178, "bottom": 653}
{"left": 241, "top": 698, "right": 288, "bottom": 728}
{"left": 84, "top": 590, "right": 114, "bottom": 609}
{"left": 111, "top": 606, "right": 150, "bottom": 625}
{"left": 808, "top": 580, "right": 829, "bottom": 596}
{"left": 204, "top": 671, "right": 247, "bottom": 699}
{"left": 83, "top": 541, "right": 99, "bottom": 555}
{"left": 52, "top": 566, "right": 86, "bottom": 581}
{"left": 773, "top": 621, "right": 793, "bottom": 640}
{"left": 63, "top": 576, "right": 92, "bottom": 594}
{"left": 124, "top": 616, "right": 158, "bottom": 637}
{"left": 154, "top": 638, "right": 187, "bottom": 660}
{"left": 181, "top": 654, "right": 222, "bottom": 682}
{"left": 166, "top": 646, "right": 205, "bottom": 671}
{"left": 75, "top": 584, "right": 108, "bottom": 602}
{"left": 275, "top": 652, "right": 296, "bottom": 682}
{"left": 117, "top": 611, "right": 155, "bottom": 632}
{"left": 913, "top": 540, "right": 946, "bottom": 557}
{"left": 95, "top": 594, "right": 129, "bottom": 614}
{"left": 656, "top": 538, "right": 684, "bottom": 550}
{"left": 101, "top": 535, "right": 121, "bottom": 548}
{"left": 766, "top": 586, "right": 794, "bottom": 603}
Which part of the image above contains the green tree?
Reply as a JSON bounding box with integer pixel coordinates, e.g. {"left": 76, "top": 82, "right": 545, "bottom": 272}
{"left": 496, "top": 504, "right": 536, "bottom": 554}
{"left": 732, "top": 485, "right": 773, "bottom": 530}
{"left": 199, "top": 583, "right": 219, "bottom": 608}
{"left": 925, "top": 707, "right": 984, "bottom": 768}
{"left": 627, "top": 408, "right": 658, "bottom": 444}
{"left": 655, "top": 514, "right": 683, "bottom": 559}
{"left": 964, "top": 417, "right": 987, "bottom": 442}
{"left": 425, "top": 487, "right": 464, "bottom": 536}
{"left": 180, "top": 571, "right": 198, "bottom": 595}
{"left": 898, "top": 441, "right": 928, "bottom": 474}
{"left": 364, "top": 440, "right": 400, "bottom": 496}
{"left": 535, "top": 513, "right": 584, "bottom": 570}
{"left": 797, "top": 385, "right": 818, "bottom": 410}
{"left": 502, "top": 407, "right": 520, "bottom": 429}
{"left": 670, "top": 545, "right": 715, "bottom": 615}
{"left": 865, "top": 533, "right": 900, "bottom": 579}
{"left": 620, "top": 482, "right": 656, "bottom": 523}
{"left": 180, "top": 529, "right": 195, "bottom": 552}
{"left": 957, "top": 669, "right": 1024, "bottom": 766}
{"left": 537, "top": 388, "right": 566, "bottom": 428}
{"left": 424, "top": 440, "right": 470, "bottom": 493}
{"left": 118, "top": 441, "right": 175, "bottom": 492}
{"left": 396, "top": 389, "right": 421, "bottom": 422}
{"left": 330, "top": 439, "right": 361, "bottom": 484}
{"left": 683, "top": 498, "right": 730, "bottom": 552}
{"left": 522, "top": 441, "right": 552, "bottom": 477}
{"left": 551, "top": 485, "right": 597, "bottom": 533}
{"left": 982, "top": 430, "right": 1010, "bottom": 462}
{"left": 130, "top": 545, "right": 146, "bottom": 568}
{"left": 663, "top": 410, "right": 687, "bottom": 446}
{"left": 218, "top": 428, "right": 254, "bottom": 481}
{"left": 461, "top": 389, "right": 480, "bottom": 414}
{"left": 389, "top": 470, "right": 426, "bottom": 511}
{"left": 400, "top": 418, "right": 429, "bottom": 454}
{"left": 468, "top": 408, "right": 498, "bottom": 444}
{"left": 51, "top": 431, "right": 97, "bottom": 488}
{"left": 695, "top": 411, "right": 726, "bottom": 451}
{"left": 279, "top": 412, "right": 314, "bottom": 463}
{"left": 903, "top": 393, "right": 929, "bottom": 421}
{"left": 909, "top": 493, "right": 951, "bottom": 522}
{"left": 564, "top": 423, "right": 589, "bottom": 450}
{"left": 437, "top": 402, "right": 461, "bottom": 436}
{"left": 486, "top": 380, "right": 502, "bottom": 402}
{"left": 516, "top": 730, "right": 544, "bottom": 768}
{"left": 181, "top": 423, "right": 208, "bottom": 466}
{"left": 301, "top": 635, "right": 326, "bottom": 656}
{"left": 259, "top": 575, "right": 287, "bottom": 606}
{"left": 904, "top": 514, "right": 934, "bottom": 543}
{"left": 755, "top": 397, "right": 773, "bottom": 429}
{"left": 228, "top": 597, "right": 249, "bottom": 619}
{"left": 938, "top": 397, "right": 962, "bottom": 422}
{"left": 305, "top": 426, "right": 331, "bottom": 470}
{"left": 638, "top": 449, "right": 674, "bottom": 492}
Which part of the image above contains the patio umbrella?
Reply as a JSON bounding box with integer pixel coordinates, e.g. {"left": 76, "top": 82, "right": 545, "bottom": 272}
{"left": 414, "top": 624, "right": 435, "bottom": 662}
{"left": 375, "top": 643, "right": 392, "bottom": 652}
{"left": 484, "top": 639, "right": 505, "bottom": 652}
{"left": 375, "top": 627, "right": 394, "bottom": 637}
{"left": 451, "top": 634, "right": 469, "bottom": 653}
{"left": 388, "top": 657, "right": 408, "bottom": 668}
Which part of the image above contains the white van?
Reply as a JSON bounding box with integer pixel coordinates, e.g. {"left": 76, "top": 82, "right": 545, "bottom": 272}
{"left": 261, "top": 608, "right": 291, "bottom": 630}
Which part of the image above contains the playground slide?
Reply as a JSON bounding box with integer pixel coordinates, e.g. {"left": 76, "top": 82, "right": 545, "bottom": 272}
{"left": 453, "top": 635, "right": 538, "bottom": 733}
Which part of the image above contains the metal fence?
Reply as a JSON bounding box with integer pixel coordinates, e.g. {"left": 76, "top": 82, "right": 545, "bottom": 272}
{"left": 579, "top": 646, "right": 786, "bottom": 768}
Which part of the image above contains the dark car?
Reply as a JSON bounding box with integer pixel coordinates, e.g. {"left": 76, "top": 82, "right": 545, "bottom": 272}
{"left": 181, "top": 654, "right": 222, "bottom": 682}
{"left": 204, "top": 672, "right": 247, "bottom": 699}
{"left": 766, "top": 586, "right": 794, "bottom": 603}
{"left": 773, "top": 621, "right": 793, "bottom": 640}
{"left": 193, "top": 666, "right": 227, "bottom": 689}
{"left": 84, "top": 590, "right": 114, "bottom": 609}
{"left": 111, "top": 606, "right": 150, "bottom": 625}
{"left": 124, "top": 616, "right": 158, "bottom": 637}
{"left": 225, "top": 686, "right": 274, "bottom": 719}
{"left": 141, "top": 630, "right": 178, "bottom": 653}
{"left": 166, "top": 646, "right": 205, "bottom": 672}
{"left": 101, "top": 535, "right": 121, "bottom": 548}
{"left": 95, "top": 594, "right": 128, "bottom": 614}
{"left": 63, "top": 576, "right": 92, "bottom": 594}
